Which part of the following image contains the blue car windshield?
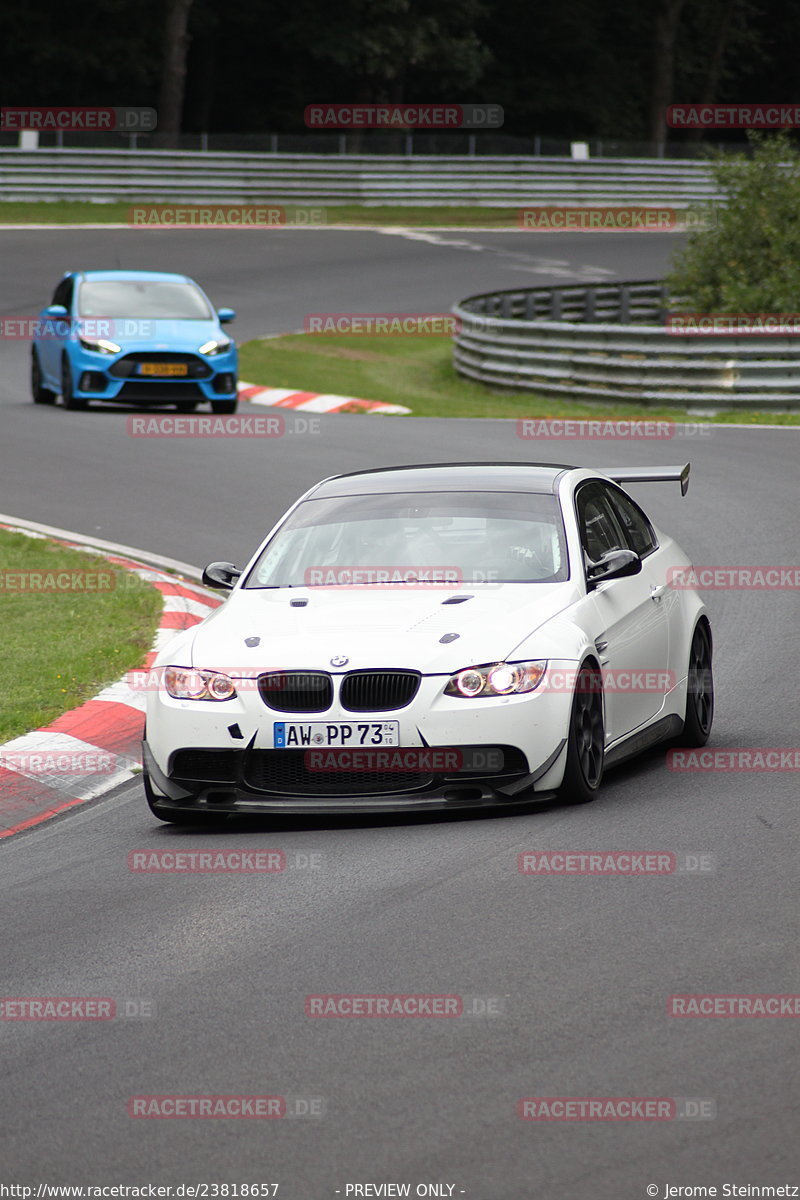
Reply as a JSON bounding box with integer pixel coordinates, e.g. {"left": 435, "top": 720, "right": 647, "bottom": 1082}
{"left": 77, "top": 280, "right": 212, "bottom": 320}
{"left": 244, "top": 491, "right": 569, "bottom": 587}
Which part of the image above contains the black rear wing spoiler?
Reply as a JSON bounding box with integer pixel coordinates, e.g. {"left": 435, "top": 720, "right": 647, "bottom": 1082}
{"left": 603, "top": 463, "right": 690, "bottom": 497}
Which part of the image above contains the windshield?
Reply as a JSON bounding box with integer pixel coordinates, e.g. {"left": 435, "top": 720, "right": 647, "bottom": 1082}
{"left": 244, "top": 490, "right": 569, "bottom": 588}
{"left": 76, "top": 280, "right": 212, "bottom": 319}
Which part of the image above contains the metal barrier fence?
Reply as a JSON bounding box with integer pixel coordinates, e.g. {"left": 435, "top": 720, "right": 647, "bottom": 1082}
{"left": 0, "top": 132, "right": 750, "bottom": 157}
{"left": 0, "top": 150, "right": 722, "bottom": 206}
{"left": 453, "top": 282, "right": 800, "bottom": 408}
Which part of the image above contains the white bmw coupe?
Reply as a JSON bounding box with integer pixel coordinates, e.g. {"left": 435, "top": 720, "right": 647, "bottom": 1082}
{"left": 142, "top": 462, "right": 713, "bottom": 823}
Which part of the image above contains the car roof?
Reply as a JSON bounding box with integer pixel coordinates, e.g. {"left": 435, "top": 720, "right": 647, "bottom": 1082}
{"left": 70, "top": 270, "right": 194, "bottom": 284}
{"left": 310, "top": 462, "right": 576, "bottom": 498}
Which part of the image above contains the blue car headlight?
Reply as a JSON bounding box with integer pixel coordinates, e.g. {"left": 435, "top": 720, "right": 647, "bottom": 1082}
{"left": 79, "top": 336, "right": 121, "bottom": 354}
{"left": 444, "top": 660, "right": 547, "bottom": 698}
{"left": 198, "top": 338, "right": 232, "bottom": 356}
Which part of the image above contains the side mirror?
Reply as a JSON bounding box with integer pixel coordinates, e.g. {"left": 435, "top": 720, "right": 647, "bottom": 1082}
{"left": 587, "top": 548, "right": 641, "bottom": 588}
{"left": 217, "top": 308, "right": 236, "bottom": 324}
{"left": 202, "top": 561, "right": 242, "bottom": 590}
{"left": 44, "top": 304, "right": 69, "bottom": 318}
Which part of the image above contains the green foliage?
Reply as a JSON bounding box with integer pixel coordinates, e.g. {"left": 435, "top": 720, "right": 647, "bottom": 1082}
{"left": 0, "top": 531, "right": 162, "bottom": 741}
{"left": 668, "top": 133, "right": 800, "bottom": 312}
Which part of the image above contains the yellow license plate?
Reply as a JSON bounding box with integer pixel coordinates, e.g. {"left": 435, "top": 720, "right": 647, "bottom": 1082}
{"left": 139, "top": 362, "right": 188, "bottom": 377}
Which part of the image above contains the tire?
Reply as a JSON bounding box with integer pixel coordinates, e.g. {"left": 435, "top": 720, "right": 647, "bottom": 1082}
{"left": 556, "top": 663, "right": 605, "bottom": 805}
{"left": 210, "top": 397, "right": 238, "bottom": 414}
{"left": 31, "top": 350, "right": 57, "bottom": 404}
{"left": 174, "top": 400, "right": 198, "bottom": 413}
{"left": 142, "top": 764, "right": 226, "bottom": 826}
{"left": 61, "top": 356, "right": 86, "bottom": 410}
{"left": 676, "top": 621, "right": 714, "bottom": 747}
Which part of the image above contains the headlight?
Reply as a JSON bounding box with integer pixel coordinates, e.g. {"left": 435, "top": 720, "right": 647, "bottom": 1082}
{"left": 444, "top": 660, "right": 547, "bottom": 699}
{"left": 79, "top": 337, "right": 121, "bottom": 354}
{"left": 164, "top": 666, "right": 237, "bottom": 701}
{"left": 198, "top": 338, "right": 232, "bottom": 356}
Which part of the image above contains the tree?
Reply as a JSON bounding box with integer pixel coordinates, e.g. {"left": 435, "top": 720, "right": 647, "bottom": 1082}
{"left": 667, "top": 134, "right": 800, "bottom": 312}
{"left": 649, "top": 0, "right": 689, "bottom": 150}
{"left": 156, "top": 0, "right": 195, "bottom": 144}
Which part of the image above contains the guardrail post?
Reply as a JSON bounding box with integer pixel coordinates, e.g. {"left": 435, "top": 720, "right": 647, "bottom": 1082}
{"left": 617, "top": 285, "right": 631, "bottom": 324}
{"left": 584, "top": 287, "right": 597, "bottom": 322}
{"left": 549, "top": 290, "right": 562, "bottom": 320}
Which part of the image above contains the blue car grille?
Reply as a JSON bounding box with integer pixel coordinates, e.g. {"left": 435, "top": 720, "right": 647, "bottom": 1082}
{"left": 109, "top": 352, "right": 212, "bottom": 379}
{"left": 116, "top": 382, "right": 207, "bottom": 400}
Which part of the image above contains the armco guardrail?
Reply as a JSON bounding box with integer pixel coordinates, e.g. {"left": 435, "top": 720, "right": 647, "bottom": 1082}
{"left": 453, "top": 282, "right": 800, "bottom": 408}
{"left": 0, "top": 150, "right": 721, "bottom": 206}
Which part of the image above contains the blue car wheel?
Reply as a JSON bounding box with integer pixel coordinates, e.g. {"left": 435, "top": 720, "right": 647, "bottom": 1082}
{"left": 61, "top": 356, "right": 86, "bottom": 411}
{"left": 31, "top": 349, "right": 57, "bottom": 405}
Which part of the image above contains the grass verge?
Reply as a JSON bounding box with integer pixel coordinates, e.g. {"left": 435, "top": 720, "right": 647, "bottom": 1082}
{"left": 0, "top": 201, "right": 522, "bottom": 227}
{"left": 0, "top": 529, "right": 162, "bottom": 742}
{"left": 239, "top": 333, "right": 800, "bottom": 424}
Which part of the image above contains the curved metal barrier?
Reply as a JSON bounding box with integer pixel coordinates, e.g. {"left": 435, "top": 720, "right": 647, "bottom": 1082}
{"left": 453, "top": 282, "right": 800, "bottom": 408}
{"left": 0, "top": 149, "right": 721, "bottom": 206}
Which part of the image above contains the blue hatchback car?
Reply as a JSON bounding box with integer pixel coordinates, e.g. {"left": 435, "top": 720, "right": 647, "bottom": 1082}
{"left": 31, "top": 269, "right": 239, "bottom": 412}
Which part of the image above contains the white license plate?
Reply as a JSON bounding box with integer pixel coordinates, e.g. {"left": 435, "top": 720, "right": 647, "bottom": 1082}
{"left": 273, "top": 721, "right": 400, "bottom": 749}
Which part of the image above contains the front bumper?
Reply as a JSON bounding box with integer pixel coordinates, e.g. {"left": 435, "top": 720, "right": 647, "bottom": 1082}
{"left": 142, "top": 739, "right": 564, "bottom": 815}
{"left": 144, "top": 666, "right": 575, "bottom": 815}
{"left": 67, "top": 347, "right": 238, "bottom": 402}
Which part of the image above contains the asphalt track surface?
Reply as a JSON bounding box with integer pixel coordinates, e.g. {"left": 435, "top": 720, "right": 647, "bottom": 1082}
{"left": 1, "top": 228, "right": 798, "bottom": 1196}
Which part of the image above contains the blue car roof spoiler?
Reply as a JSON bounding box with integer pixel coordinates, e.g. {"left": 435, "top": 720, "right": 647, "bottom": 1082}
{"left": 602, "top": 463, "right": 690, "bottom": 497}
